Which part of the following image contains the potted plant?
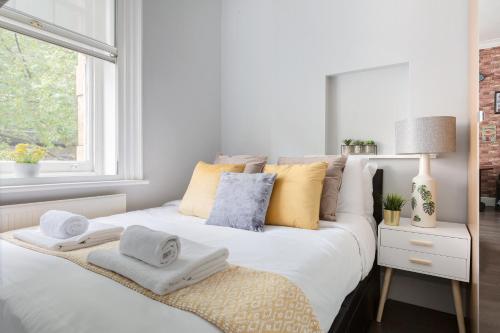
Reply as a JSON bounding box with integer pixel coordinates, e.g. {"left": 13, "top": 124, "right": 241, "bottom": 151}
{"left": 352, "top": 140, "right": 364, "bottom": 154}
{"left": 364, "top": 140, "right": 376, "bottom": 154}
{"left": 383, "top": 193, "right": 407, "bottom": 226}
{"left": 11, "top": 143, "right": 46, "bottom": 178}
{"left": 342, "top": 139, "right": 353, "bottom": 154}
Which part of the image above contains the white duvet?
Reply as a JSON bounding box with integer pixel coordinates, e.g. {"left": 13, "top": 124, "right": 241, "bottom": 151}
{"left": 0, "top": 201, "right": 376, "bottom": 333}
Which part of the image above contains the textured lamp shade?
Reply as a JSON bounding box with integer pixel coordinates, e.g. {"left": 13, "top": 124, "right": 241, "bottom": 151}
{"left": 395, "top": 116, "right": 456, "bottom": 154}
{"left": 394, "top": 116, "right": 456, "bottom": 228}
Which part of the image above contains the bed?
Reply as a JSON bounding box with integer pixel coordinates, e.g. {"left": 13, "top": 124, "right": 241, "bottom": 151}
{"left": 0, "top": 170, "right": 383, "bottom": 333}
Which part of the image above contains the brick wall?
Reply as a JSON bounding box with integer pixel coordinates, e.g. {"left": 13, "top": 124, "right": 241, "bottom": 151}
{"left": 480, "top": 46, "right": 500, "bottom": 198}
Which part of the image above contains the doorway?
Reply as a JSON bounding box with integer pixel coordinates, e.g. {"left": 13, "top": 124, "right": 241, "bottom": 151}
{"left": 479, "top": 1, "right": 500, "bottom": 331}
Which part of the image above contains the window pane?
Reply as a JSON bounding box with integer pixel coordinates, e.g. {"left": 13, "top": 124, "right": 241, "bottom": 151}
{"left": 0, "top": 28, "right": 84, "bottom": 161}
{"left": 4, "top": 0, "right": 115, "bottom": 45}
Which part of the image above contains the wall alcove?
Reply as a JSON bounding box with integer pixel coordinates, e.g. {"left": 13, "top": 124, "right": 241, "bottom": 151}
{"left": 325, "top": 63, "right": 410, "bottom": 155}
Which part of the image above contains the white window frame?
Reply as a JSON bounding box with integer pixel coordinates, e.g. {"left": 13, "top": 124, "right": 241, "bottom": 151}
{"left": 0, "top": 0, "right": 143, "bottom": 190}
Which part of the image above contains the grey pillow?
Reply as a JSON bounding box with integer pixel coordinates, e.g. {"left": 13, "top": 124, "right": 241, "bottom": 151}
{"left": 206, "top": 172, "right": 276, "bottom": 232}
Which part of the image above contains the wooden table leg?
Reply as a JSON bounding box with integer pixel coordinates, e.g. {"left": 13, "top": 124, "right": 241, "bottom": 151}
{"left": 376, "top": 267, "right": 393, "bottom": 322}
{"left": 451, "top": 280, "right": 466, "bottom": 333}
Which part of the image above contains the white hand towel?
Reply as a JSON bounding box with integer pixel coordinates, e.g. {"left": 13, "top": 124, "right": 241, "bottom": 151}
{"left": 39, "top": 210, "right": 89, "bottom": 239}
{"left": 14, "top": 222, "right": 124, "bottom": 251}
{"left": 119, "top": 225, "right": 180, "bottom": 268}
{"left": 88, "top": 238, "right": 229, "bottom": 295}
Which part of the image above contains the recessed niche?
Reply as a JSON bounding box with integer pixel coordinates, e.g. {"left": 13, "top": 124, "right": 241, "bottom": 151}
{"left": 325, "top": 63, "right": 409, "bottom": 155}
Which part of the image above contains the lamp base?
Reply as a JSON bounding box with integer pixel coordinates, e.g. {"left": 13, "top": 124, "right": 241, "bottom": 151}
{"left": 410, "top": 154, "right": 437, "bottom": 228}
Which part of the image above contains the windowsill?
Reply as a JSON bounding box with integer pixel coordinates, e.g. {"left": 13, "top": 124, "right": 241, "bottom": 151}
{"left": 1, "top": 171, "right": 99, "bottom": 180}
{"left": 0, "top": 174, "right": 149, "bottom": 194}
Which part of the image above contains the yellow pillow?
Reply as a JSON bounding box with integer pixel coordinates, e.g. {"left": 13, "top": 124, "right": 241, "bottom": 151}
{"left": 179, "top": 161, "right": 245, "bottom": 218}
{"left": 264, "top": 162, "right": 328, "bottom": 230}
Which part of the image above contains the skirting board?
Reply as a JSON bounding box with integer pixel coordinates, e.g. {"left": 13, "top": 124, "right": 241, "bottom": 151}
{"left": 0, "top": 194, "right": 126, "bottom": 232}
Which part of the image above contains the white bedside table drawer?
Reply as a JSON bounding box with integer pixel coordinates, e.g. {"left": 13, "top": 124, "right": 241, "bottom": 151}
{"left": 379, "top": 246, "right": 468, "bottom": 281}
{"left": 380, "top": 228, "right": 469, "bottom": 259}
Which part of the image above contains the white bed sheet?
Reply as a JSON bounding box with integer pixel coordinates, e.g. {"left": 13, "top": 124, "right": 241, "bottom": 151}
{"left": 0, "top": 201, "right": 376, "bottom": 333}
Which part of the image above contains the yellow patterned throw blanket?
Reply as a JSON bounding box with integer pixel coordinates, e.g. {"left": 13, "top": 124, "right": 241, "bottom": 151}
{"left": 1, "top": 231, "right": 322, "bottom": 333}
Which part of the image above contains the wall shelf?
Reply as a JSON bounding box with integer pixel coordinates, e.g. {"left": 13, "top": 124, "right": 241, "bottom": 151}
{"left": 355, "top": 154, "right": 437, "bottom": 159}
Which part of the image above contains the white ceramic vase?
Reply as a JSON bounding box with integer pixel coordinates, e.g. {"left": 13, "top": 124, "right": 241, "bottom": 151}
{"left": 410, "top": 154, "right": 437, "bottom": 227}
{"left": 14, "top": 163, "right": 41, "bottom": 178}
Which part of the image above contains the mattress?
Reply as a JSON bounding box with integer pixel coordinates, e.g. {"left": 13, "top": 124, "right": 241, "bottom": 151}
{"left": 0, "top": 201, "right": 376, "bottom": 333}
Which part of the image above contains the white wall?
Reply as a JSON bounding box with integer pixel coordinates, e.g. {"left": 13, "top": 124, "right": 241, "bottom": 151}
{"left": 0, "top": 0, "right": 222, "bottom": 211}
{"left": 479, "top": 0, "right": 500, "bottom": 42}
{"left": 325, "top": 63, "right": 410, "bottom": 155}
{"left": 221, "top": 0, "right": 469, "bottom": 314}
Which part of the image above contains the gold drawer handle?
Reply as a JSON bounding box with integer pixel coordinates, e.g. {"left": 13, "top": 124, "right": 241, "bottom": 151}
{"left": 409, "top": 257, "right": 432, "bottom": 266}
{"left": 409, "top": 239, "right": 433, "bottom": 247}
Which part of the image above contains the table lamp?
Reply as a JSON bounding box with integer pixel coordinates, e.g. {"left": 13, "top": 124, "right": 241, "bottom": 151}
{"left": 395, "top": 116, "right": 456, "bottom": 227}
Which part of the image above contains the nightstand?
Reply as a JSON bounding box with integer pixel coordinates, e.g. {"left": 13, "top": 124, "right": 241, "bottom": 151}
{"left": 376, "top": 218, "right": 470, "bottom": 333}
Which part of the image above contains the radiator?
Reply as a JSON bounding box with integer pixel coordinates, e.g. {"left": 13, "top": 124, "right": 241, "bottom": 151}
{"left": 0, "top": 194, "right": 126, "bottom": 232}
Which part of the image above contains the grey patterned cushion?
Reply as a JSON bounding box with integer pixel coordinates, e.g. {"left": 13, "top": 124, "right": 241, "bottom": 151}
{"left": 206, "top": 172, "right": 276, "bottom": 232}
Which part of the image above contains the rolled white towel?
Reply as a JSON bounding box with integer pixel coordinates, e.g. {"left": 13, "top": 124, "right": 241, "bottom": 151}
{"left": 119, "top": 225, "right": 180, "bottom": 268}
{"left": 40, "top": 210, "right": 89, "bottom": 239}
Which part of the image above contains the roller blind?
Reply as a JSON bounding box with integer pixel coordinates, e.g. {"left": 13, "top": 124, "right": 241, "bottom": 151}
{"left": 0, "top": 0, "right": 116, "bottom": 63}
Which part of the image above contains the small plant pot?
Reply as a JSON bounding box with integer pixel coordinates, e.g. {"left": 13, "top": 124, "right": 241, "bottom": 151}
{"left": 341, "top": 145, "right": 354, "bottom": 155}
{"left": 364, "top": 145, "right": 376, "bottom": 155}
{"left": 14, "top": 163, "right": 41, "bottom": 178}
{"left": 383, "top": 209, "right": 401, "bottom": 226}
{"left": 354, "top": 145, "right": 363, "bottom": 154}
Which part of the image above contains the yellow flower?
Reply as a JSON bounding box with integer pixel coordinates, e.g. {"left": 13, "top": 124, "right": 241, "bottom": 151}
{"left": 30, "top": 148, "right": 46, "bottom": 163}
{"left": 15, "top": 143, "right": 29, "bottom": 153}
{"left": 12, "top": 144, "right": 46, "bottom": 163}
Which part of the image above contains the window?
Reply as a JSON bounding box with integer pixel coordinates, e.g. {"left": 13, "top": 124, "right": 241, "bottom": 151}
{"left": 0, "top": 29, "right": 83, "bottom": 162}
{"left": 0, "top": 0, "right": 143, "bottom": 186}
{"left": 0, "top": 29, "right": 116, "bottom": 174}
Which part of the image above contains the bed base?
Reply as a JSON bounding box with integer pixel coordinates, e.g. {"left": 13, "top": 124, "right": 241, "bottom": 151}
{"left": 328, "top": 265, "right": 380, "bottom": 333}
{"left": 329, "top": 169, "right": 383, "bottom": 333}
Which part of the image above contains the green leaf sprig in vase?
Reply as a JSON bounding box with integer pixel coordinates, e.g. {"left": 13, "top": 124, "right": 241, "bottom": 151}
{"left": 364, "top": 139, "right": 376, "bottom": 154}
{"left": 12, "top": 143, "right": 46, "bottom": 178}
{"left": 383, "top": 193, "right": 407, "bottom": 226}
{"left": 352, "top": 140, "right": 364, "bottom": 154}
{"left": 341, "top": 138, "right": 353, "bottom": 155}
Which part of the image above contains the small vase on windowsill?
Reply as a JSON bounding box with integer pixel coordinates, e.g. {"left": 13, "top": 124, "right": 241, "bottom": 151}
{"left": 14, "top": 163, "right": 41, "bottom": 178}
{"left": 11, "top": 143, "right": 46, "bottom": 178}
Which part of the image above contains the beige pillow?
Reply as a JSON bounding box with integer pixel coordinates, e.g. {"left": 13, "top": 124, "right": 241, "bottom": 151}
{"left": 214, "top": 153, "right": 267, "bottom": 173}
{"left": 277, "top": 155, "right": 347, "bottom": 221}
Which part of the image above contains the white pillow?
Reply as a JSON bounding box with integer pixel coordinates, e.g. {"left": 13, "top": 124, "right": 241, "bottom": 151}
{"left": 337, "top": 156, "right": 377, "bottom": 217}
{"left": 363, "top": 162, "right": 378, "bottom": 217}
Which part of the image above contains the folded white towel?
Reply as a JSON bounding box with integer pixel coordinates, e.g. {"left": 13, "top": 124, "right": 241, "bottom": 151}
{"left": 119, "top": 225, "right": 181, "bottom": 268}
{"left": 88, "top": 238, "right": 229, "bottom": 295}
{"left": 39, "top": 210, "right": 89, "bottom": 239}
{"left": 14, "top": 222, "right": 124, "bottom": 251}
